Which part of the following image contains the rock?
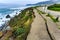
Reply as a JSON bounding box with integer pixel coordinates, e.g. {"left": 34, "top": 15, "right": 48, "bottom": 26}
{"left": 6, "top": 26, "right": 11, "bottom": 30}
{"left": 0, "top": 18, "right": 2, "bottom": 19}
{"left": 6, "top": 14, "right": 11, "bottom": 18}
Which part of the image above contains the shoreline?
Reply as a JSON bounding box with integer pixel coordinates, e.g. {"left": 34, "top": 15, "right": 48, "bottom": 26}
{"left": 0, "top": 6, "right": 32, "bottom": 31}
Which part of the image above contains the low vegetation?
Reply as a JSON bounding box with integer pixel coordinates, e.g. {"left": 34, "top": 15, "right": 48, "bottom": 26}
{"left": 46, "top": 13, "right": 59, "bottom": 22}
{"left": 1, "top": 7, "right": 35, "bottom": 40}
{"left": 35, "top": 7, "right": 59, "bottom": 22}
{"left": 48, "top": 4, "right": 60, "bottom": 11}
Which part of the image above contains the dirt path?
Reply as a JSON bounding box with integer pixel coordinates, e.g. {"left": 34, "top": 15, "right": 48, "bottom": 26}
{"left": 27, "top": 9, "right": 51, "bottom": 40}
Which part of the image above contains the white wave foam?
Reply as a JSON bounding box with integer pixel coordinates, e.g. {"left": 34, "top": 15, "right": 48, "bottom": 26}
{"left": 0, "top": 6, "right": 31, "bottom": 27}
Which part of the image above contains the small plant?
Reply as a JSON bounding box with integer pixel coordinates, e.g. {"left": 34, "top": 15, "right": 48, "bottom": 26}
{"left": 46, "top": 13, "right": 50, "bottom": 17}
{"left": 13, "top": 28, "right": 25, "bottom": 37}
{"left": 48, "top": 4, "right": 60, "bottom": 11}
{"left": 56, "top": 17, "right": 59, "bottom": 22}
{"left": 9, "top": 7, "right": 35, "bottom": 40}
{"left": 46, "top": 14, "right": 59, "bottom": 22}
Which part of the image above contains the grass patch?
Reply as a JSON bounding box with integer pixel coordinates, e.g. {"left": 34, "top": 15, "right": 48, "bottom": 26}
{"left": 48, "top": 4, "right": 60, "bottom": 11}
{"left": 4, "top": 8, "right": 35, "bottom": 40}
{"left": 35, "top": 8, "right": 59, "bottom": 22}
{"left": 46, "top": 14, "right": 59, "bottom": 22}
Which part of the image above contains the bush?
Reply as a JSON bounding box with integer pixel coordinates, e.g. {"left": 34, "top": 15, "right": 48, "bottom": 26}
{"left": 48, "top": 4, "right": 60, "bottom": 11}
{"left": 15, "top": 33, "right": 27, "bottom": 40}
{"left": 13, "top": 28, "right": 25, "bottom": 37}
{"left": 46, "top": 13, "right": 50, "bottom": 17}
{"left": 9, "top": 7, "right": 35, "bottom": 40}
{"left": 46, "top": 14, "right": 59, "bottom": 22}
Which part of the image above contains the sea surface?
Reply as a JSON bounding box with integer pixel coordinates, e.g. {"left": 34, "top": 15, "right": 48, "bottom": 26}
{"left": 0, "top": 8, "right": 18, "bottom": 17}
{"left": 0, "top": 5, "right": 31, "bottom": 27}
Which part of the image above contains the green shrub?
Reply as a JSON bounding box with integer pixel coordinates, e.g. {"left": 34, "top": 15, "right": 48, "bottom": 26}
{"left": 46, "top": 13, "right": 50, "bottom": 17}
{"left": 46, "top": 14, "right": 59, "bottom": 22}
{"left": 13, "top": 28, "right": 25, "bottom": 37}
{"left": 48, "top": 4, "right": 60, "bottom": 11}
{"left": 15, "top": 33, "right": 27, "bottom": 40}
{"left": 9, "top": 7, "right": 35, "bottom": 40}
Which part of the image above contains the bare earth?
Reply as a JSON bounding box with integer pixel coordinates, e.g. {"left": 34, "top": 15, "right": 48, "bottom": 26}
{"left": 27, "top": 9, "right": 51, "bottom": 40}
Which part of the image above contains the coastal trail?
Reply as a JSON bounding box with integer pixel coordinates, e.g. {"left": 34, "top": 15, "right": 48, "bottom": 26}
{"left": 37, "top": 7, "right": 60, "bottom": 40}
{"left": 27, "top": 9, "right": 51, "bottom": 40}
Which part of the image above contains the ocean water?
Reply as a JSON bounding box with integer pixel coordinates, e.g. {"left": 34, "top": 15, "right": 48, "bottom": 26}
{"left": 0, "top": 8, "right": 19, "bottom": 17}
{"left": 0, "top": 6, "right": 31, "bottom": 27}
{"left": 0, "top": 8, "right": 19, "bottom": 26}
{"left": 0, "top": 6, "right": 31, "bottom": 18}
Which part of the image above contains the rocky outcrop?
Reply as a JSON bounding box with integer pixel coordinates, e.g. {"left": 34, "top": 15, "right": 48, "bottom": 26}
{"left": 6, "top": 14, "right": 11, "bottom": 18}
